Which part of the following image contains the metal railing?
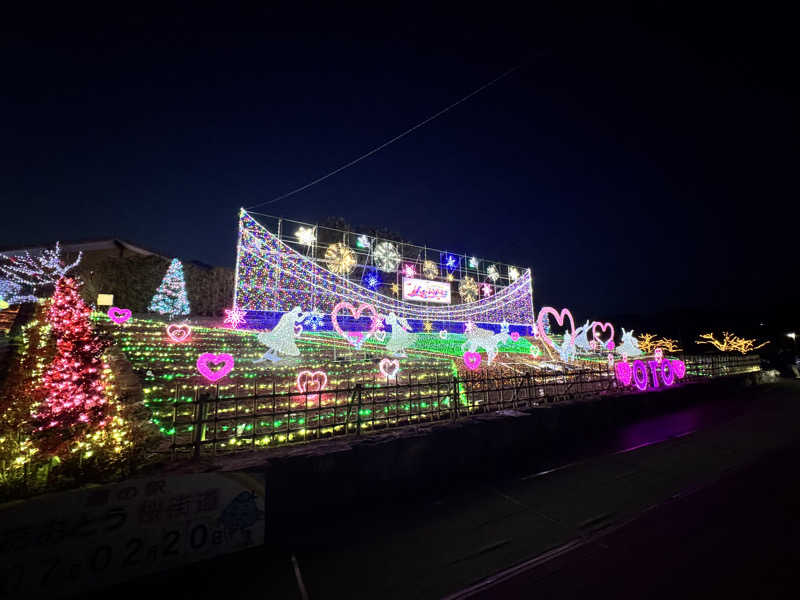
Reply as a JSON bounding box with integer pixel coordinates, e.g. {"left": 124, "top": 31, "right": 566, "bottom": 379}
{"left": 162, "top": 353, "right": 760, "bottom": 458}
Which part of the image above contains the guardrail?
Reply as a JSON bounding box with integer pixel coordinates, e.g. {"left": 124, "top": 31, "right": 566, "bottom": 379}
{"left": 163, "top": 353, "right": 761, "bottom": 458}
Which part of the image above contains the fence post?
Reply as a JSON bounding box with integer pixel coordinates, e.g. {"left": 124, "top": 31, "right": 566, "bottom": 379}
{"left": 355, "top": 383, "right": 363, "bottom": 436}
{"left": 192, "top": 391, "right": 209, "bottom": 460}
{"left": 452, "top": 377, "right": 459, "bottom": 420}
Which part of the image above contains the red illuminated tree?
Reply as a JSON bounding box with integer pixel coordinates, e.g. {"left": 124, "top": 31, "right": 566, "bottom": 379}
{"left": 34, "top": 277, "right": 110, "bottom": 455}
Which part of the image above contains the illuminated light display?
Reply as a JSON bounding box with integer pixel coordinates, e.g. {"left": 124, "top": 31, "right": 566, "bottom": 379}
{"left": 402, "top": 278, "right": 452, "bottom": 304}
{"left": 617, "top": 329, "right": 643, "bottom": 357}
{"left": 256, "top": 306, "right": 306, "bottom": 360}
{"left": 224, "top": 305, "right": 247, "bottom": 328}
{"left": 107, "top": 307, "right": 132, "bottom": 324}
{"left": 537, "top": 307, "right": 576, "bottom": 349}
{"left": 654, "top": 348, "right": 664, "bottom": 361}
{"left": 356, "top": 235, "right": 370, "bottom": 249}
{"left": 296, "top": 370, "right": 327, "bottom": 398}
{"left": 508, "top": 266, "right": 520, "bottom": 282}
{"left": 374, "top": 241, "right": 401, "bottom": 272}
{"left": 458, "top": 277, "right": 478, "bottom": 302}
{"left": 196, "top": 353, "right": 235, "bottom": 382}
{"left": 293, "top": 324, "right": 303, "bottom": 337}
{"left": 324, "top": 243, "right": 357, "bottom": 275}
{"left": 481, "top": 283, "right": 493, "bottom": 298}
{"left": 510, "top": 332, "right": 520, "bottom": 342}
{"left": 149, "top": 258, "right": 191, "bottom": 317}
{"left": 422, "top": 260, "right": 438, "bottom": 279}
{"left": 0, "top": 241, "right": 82, "bottom": 303}
{"left": 423, "top": 320, "right": 433, "bottom": 333}
{"left": 486, "top": 264, "right": 500, "bottom": 282}
{"left": 402, "top": 263, "right": 416, "bottom": 278}
{"left": 378, "top": 358, "right": 400, "bottom": 380}
{"left": 391, "top": 283, "right": 399, "bottom": 295}
{"left": 331, "top": 301, "right": 380, "bottom": 347}
{"left": 591, "top": 321, "right": 615, "bottom": 348}
{"left": 463, "top": 351, "right": 481, "bottom": 370}
{"left": 696, "top": 332, "right": 769, "bottom": 354}
{"left": 374, "top": 329, "right": 386, "bottom": 342}
{"left": 469, "top": 256, "right": 479, "bottom": 269}
{"left": 166, "top": 323, "right": 192, "bottom": 343}
{"left": 462, "top": 325, "right": 510, "bottom": 364}
{"left": 615, "top": 358, "right": 686, "bottom": 391}
{"left": 442, "top": 253, "right": 460, "bottom": 272}
{"left": 385, "top": 311, "right": 417, "bottom": 356}
{"left": 608, "top": 352, "right": 615, "bottom": 367}
{"left": 0, "top": 298, "right": 8, "bottom": 310}
{"left": 303, "top": 308, "right": 324, "bottom": 331}
{"left": 530, "top": 345, "right": 542, "bottom": 358}
{"left": 574, "top": 320, "right": 592, "bottom": 352}
{"left": 234, "top": 211, "right": 535, "bottom": 329}
{"left": 362, "top": 268, "right": 382, "bottom": 290}
{"left": 446, "top": 273, "right": 455, "bottom": 282}
{"left": 439, "top": 329, "right": 448, "bottom": 340}
{"left": 295, "top": 226, "right": 316, "bottom": 246}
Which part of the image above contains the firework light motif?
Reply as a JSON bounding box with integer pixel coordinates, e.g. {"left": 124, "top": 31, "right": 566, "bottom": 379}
{"left": 234, "top": 211, "right": 534, "bottom": 327}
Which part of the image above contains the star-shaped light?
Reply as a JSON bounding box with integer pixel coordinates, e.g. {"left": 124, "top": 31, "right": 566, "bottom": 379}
{"left": 303, "top": 308, "right": 324, "bottom": 331}
{"left": 402, "top": 264, "right": 416, "bottom": 278}
{"left": 423, "top": 320, "right": 433, "bottom": 333}
{"left": 295, "top": 226, "right": 316, "bottom": 247}
{"left": 224, "top": 305, "right": 246, "bottom": 328}
{"left": 391, "top": 283, "right": 399, "bottom": 295}
{"left": 446, "top": 273, "right": 454, "bottom": 282}
{"left": 469, "top": 256, "right": 479, "bottom": 269}
{"left": 445, "top": 255, "right": 457, "bottom": 269}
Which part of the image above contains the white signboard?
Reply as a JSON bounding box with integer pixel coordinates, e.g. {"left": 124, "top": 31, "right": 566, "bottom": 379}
{"left": 402, "top": 277, "right": 451, "bottom": 304}
{"left": 0, "top": 472, "right": 265, "bottom": 598}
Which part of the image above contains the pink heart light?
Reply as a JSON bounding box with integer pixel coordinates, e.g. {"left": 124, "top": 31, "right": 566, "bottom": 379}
{"left": 591, "top": 321, "right": 615, "bottom": 347}
{"left": 672, "top": 359, "right": 686, "bottom": 379}
{"left": 537, "top": 307, "right": 576, "bottom": 349}
{"left": 615, "top": 361, "right": 632, "bottom": 386}
{"left": 654, "top": 348, "right": 664, "bottom": 361}
{"left": 331, "top": 301, "right": 380, "bottom": 347}
{"left": 107, "top": 307, "right": 131, "bottom": 324}
{"left": 463, "top": 351, "right": 482, "bottom": 370}
{"left": 196, "top": 353, "right": 234, "bottom": 382}
{"left": 510, "top": 332, "right": 520, "bottom": 342}
{"left": 294, "top": 324, "right": 303, "bottom": 337}
{"left": 166, "top": 323, "right": 191, "bottom": 343}
{"left": 379, "top": 358, "right": 400, "bottom": 379}
{"left": 296, "top": 370, "right": 327, "bottom": 397}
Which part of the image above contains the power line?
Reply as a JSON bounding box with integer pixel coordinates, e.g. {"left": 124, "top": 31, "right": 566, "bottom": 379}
{"left": 246, "top": 63, "right": 521, "bottom": 210}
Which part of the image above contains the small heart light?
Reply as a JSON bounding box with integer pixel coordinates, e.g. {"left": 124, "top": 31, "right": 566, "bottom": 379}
{"left": 296, "top": 370, "right": 327, "bottom": 398}
{"left": 463, "top": 351, "right": 482, "bottom": 370}
{"left": 107, "top": 307, "right": 132, "bottom": 324}
{"left": 510, "top": 332, "right": 520, "bottom": 342}
{"left": 375, "top": 329, "right": 387, "bottom": 342}
{"left": 379, "top": 358, "right": 401, "bottom": 379}
{"left": 294, "top": 324, "right": 303, "bottom": 337}
{"left": 439, "top": 329, "right": 448, "bottom": 340}
{"left": 166, "top": 323, "right": 191, "bottom": 343}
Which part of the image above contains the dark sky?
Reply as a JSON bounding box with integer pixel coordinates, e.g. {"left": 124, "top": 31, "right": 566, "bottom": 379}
{"left": 2, "top": 5, "right": 797, "bottom": 319}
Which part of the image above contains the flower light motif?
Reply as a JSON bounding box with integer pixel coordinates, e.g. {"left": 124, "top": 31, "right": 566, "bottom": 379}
{"left": 356, "top": 235, "right": 371, "bottom": 249}
{"left": 486, "top": 264, "right": 500, "bottom": 282}
{"left": 325, "top": 243, "right": 357, "bottom": 275}
{"left": 481, "top": 282, "right": 493, "bottom": 297}
{"left": 224, "top": 305, "right": 247, "bottom": 329}
{"left": 402, "top": 263, "right": 416, "bottom": 278}
{"left": 469, "top": 256, "right": 479, "bottom": 269}
{"left": 295, "top": 226, "right": 316, "bottom": 247}
{"left": 508, "top": 266, "right": 520, "bottom": 282}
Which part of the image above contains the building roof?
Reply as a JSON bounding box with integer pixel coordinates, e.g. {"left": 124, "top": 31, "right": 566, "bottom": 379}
{"left": 0, "top": 238, "right": 167, "bottom": 259}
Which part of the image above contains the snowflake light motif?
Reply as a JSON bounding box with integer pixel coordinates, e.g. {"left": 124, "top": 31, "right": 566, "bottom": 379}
{"left": 486, "top": 264, "right": 500, "bottom": 282}
{"left": 303, "top": 309, "right": 324, "bottom": 331}
{"left": 482, "top": 283, "right": 493, "bottom": 297}
{"left": 402, "top": 263, "right": 416, "bottom": 278}
{"left": 224, "top": 305, "right": 247, "bottom": 328}
{"left": 508, "top": 266, "right": 520, "bottom": 282}
{"left": 423, "top": 260, "right": 438, "bottom": 279}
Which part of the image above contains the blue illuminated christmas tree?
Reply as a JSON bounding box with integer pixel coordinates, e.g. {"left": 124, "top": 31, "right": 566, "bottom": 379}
{"left": 149, "top": 258, "right": 190, "bottom": 317}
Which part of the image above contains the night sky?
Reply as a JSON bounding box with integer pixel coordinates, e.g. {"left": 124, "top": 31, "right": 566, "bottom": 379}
{"left": 2, "top": 6, "right": 797, "bottom": 321}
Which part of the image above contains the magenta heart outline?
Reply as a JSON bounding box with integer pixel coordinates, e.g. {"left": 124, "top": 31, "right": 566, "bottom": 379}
{"left": 166, "top": 323, "right": 191, "bottom": 342}
{"left": 196, "top": 353, "right": 234, "bottom": 382}
{"left": 591, "top": 321, "right": 615, "bottom": 346}
{"left": 331, "top": 301, "right": 380, "bottom": 346}
{"left": 107, "top": 307, "right": 132, "bottom": 324}
{"left": 537, "top": 306, "right": 576, "bottom": 349}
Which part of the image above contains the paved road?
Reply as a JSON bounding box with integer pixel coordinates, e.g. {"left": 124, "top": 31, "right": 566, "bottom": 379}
{"left": 90, "top": 379, "right": 800, "bottom": 600}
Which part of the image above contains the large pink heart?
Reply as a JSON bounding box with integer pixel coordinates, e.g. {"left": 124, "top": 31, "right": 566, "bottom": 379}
{"left": 537, "top": 307, "right": 576, "bottom": 349}
{"left": 331, "top": 301, "right": 380, "bottom": 346}
{"left": 107, "top": 307, "right": 131, "bottom": 324}
{"left": 166, "top": 323, "right": 191, "bottom": 342}
{"left": 379, "top": 358, "right": 400, "bottom": 379}
{"left": 196, "top": 353, "right": 234, "bottom": 382}
{"left": 463, "top": 352, "right": 482, "bottom": 370}
{"left": 591, "top": 321, "right": 615, "bottom": 347}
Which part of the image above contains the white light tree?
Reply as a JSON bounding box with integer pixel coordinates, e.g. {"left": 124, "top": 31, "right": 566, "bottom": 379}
{"left": 0, "top": 242, "right": 82, "bottom": 304}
